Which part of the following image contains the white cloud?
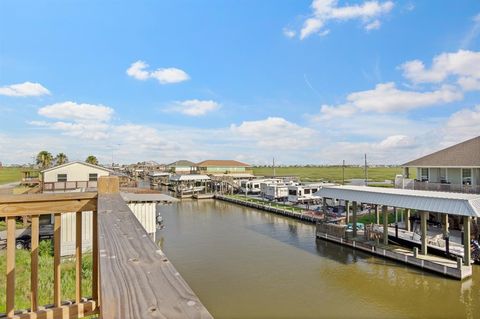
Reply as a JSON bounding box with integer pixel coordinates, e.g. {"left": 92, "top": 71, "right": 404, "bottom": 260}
{"left": 126, "top": 60, "right": 150, "bottom": 80}
{"left": 376, "top": 134, "right": 415, "bottom": 149}
{"left": 460, "top": 13, "right": 480, "bottom": 49}
{"left": 166, "top": 99, "right": 221, "bottom": 116}
{"left": 126, "top": 60, "right": 190, "bottom": 84}
{"left": 230, "top": 117, "right": 317, "bottom": 150}
{"left": 150, "top": 68, "right": 190, "bottom": 84}
{"left": 298, "top": 0, "right": 394, "bottom": 39}
{"left": 443, "top": 105, "right": 480, "bottom": 141}
{"left": 0, "top": 82, "right": 50, "bottom": 97}
{"left": 38, "top": 101, "right": 114, "bottom": 122}
{"left": 283, "top": 28, "right": 296, "bottom": 38}
{"left": 365, "top": 19, "right": 381, "bottom": 30}
{"left": 315, "top": 104, "right": 357, "bottom": 120}
{"left": 400, "top": 50, "right": 480, "bottom": 89}
{"left": 346, "top": 82, "right": 462, "bottom": 112}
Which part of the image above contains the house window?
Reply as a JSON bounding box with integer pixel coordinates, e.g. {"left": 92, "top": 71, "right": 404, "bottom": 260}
{"left": 57, "top": 174, "right": 67, "bottom": 182}
{"left": 89, "top": 173, "right": 98, "bottom": 182}
{"left": 420, "top": 168, "right": 429, "bottom": 182}
{"left": 304, "top": 189, "right": 311, "bottom": 195}
{"left": 289, "top": 189, "right": 297, "bottom": 196}
{"left": 462, "top": 169, "right": 472, "bottom": 185}
{"left": 440, "top": 168, "right": 447, "bottom": 183}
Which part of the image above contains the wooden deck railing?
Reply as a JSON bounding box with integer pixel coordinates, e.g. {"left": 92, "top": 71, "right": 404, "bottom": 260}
{"left": 1, "top": 176, "right": 212, "bottom": 319}
{"left": 0, "top": 192, "right": 99, "bottom": 318}
{"left": 42, "top": 181, "right": 98, "bottom": 193}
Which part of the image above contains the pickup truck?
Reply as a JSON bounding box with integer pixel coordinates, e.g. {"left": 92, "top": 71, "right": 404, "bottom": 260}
{"left": 0, "top": 224, "right": 54, "bottom": 250}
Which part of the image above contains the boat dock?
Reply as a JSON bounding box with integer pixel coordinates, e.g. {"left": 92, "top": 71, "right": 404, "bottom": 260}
{"left": 215, "top": 194, "right": 323, "bottom": 223}
{"left": 316, "top": 225, "right": 472, "bottom": 280}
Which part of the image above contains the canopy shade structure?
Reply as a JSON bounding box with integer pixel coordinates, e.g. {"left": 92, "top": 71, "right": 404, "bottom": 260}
{"left": 315, "top": 185, "right": 480, "bottom": 217}
{"left": 170, "top": 174, "right": 211, "bottom": 182}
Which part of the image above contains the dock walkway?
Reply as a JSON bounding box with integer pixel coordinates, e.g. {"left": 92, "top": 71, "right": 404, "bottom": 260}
{"left": 215, "top": 195, "right": 323, "bottom": 223}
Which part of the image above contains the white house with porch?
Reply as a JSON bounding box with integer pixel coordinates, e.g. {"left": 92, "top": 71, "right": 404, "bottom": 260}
{"left": 400, "top": 136, "right": 480, "bottom": 194}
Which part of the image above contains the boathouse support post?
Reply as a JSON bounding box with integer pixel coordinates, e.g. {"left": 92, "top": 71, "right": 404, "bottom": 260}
{"left": 463, "top": 216, "right": 471, "bottom": 265}
{"left": 375, "top": 205, "right": 380, "bottom": 224}
{"left": 345, "top": 200, "right": 350, "bottom": 224}
{"left": 421, "top": 211, "right": 428, "bottom": 255}
{"left": 382, "top": 205, "right": 388, "bottom": 245}
{"left": 405, "top": 209, "right": 411, "bottom": 231}
{"left": 322, "top": 197, "right": 327, "bottom": 214}
{"left": 442, "top": 214, "right": 449, "bottom": 238}
{"left": 352, "top": 201, "right": 358, "bottom": 238}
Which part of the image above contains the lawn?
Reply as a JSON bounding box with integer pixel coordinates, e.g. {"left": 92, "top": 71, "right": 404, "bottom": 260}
{"left": 252, "top": 166, "right": 413, "bottom": 183}
{"left": 0, "top": 167, "right": 25, "bottom": 185}
{"left": 0, "top": 245, "right": 93, "bottom": 313}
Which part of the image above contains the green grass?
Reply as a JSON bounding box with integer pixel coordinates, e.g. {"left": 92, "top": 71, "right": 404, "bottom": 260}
{"left": 0, "top": 247, "right": 93, "bottom": 313}
{"left": 356, "top": 209, "right": 407, "bottom": 224}
{"left": 228, "top": 194, "right": 305, "bottom": 213}
{"left": 0, "top": 220, "right": 27, "bottom": 232}
{"left": 0, "top": 167, "right": 25, "bottom": 185}
{"left": 252, "top": 166, "right": 414, "bottom": 183}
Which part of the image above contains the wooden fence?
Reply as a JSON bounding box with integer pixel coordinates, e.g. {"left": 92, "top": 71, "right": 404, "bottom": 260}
{"left": 0, "top": 192, "right": 99, "bottom": 318}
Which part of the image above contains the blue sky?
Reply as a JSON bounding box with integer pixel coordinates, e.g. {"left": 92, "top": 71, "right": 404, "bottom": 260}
{"left": 1, "top": 0, "right": 480, "bottom": 165}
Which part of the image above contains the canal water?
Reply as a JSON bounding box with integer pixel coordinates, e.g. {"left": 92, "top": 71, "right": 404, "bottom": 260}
{"left": 157, "top": 199, "right": 479, "bottom": 319}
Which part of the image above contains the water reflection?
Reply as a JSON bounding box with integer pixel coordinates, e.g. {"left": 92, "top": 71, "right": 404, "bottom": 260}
{"left": 158, "top": 200, "right": 480, "bottom": 319}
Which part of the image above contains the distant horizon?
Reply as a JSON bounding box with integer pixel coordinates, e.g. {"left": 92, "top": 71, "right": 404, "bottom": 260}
{"left": 1, "top": 1, "right": 479, "bottom": 165}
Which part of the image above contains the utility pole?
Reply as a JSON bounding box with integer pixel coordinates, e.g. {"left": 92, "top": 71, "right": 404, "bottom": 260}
{"left": 273, "top": 157, "right": 276, "bottom": 178}
{"left": 342, "top": 160, "right": 345, "bottom": 185}
{"left": 364, "top": 154, "right": 368, "bottom": 186}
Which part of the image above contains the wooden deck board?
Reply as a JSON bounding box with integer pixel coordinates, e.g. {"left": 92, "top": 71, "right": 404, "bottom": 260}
{"left": 98, "top": 193, "right": 212, "bottom": 319}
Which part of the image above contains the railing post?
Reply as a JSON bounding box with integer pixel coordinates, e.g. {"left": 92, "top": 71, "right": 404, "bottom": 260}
{"left": 54, "top": 213, "right": 62, "bottom": 307}
{"left": 76, "top": 211, "right": 83, "bottom": 304}
{"left": 6, "top": 216, "right": 16, "bottom": 318}
{"left": 31, "top": 215, "right": 39, "bottom": 312}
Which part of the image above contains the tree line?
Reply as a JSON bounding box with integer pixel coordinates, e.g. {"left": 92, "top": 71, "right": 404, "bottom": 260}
{"left": 35, "top": 151, "right": 99, "bottom": 169}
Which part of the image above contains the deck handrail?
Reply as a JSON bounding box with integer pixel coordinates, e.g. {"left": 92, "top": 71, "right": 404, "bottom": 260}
{"left": 97, "top": 177, "right": 212, "bottom": 319}
{"left": 0, "top": 192, "right": 99, "bottom": 318}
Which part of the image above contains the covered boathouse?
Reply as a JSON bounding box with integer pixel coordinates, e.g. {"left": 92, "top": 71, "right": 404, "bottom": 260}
{"left": 315, "top": 185, "right": 480, "bottom": 279}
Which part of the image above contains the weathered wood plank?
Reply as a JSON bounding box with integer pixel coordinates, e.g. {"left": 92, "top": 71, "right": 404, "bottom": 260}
{"left": 30, "top": 215, "right": 39, "bottom": 312}
{"left": 0, "top": 199, "right": 96, "bottom": 217}
{"left": 7, "top": 216, "right": 16, "bottom": 317}
{"left": 98, "top": 194, "right": 212, "bottom": 319}
{"left": 54, "top": 214, "right": 61, "bottom": 307}
{"left": 75, "top": 212, "right": 82, "bottom": 304}
{"left": 8, "top": 300, "right": 97, "bottom": 319}
{"left": 0, "top": 192, "right": 97, "bottom": 204}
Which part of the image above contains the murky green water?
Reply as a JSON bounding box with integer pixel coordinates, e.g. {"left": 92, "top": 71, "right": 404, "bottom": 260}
{"left": 157, "top": 200, "right": 479, "bottom": 319}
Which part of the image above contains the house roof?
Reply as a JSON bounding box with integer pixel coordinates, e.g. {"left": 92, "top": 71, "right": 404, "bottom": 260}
{"left": 167, "top": 160, "right": 196, "bottom": 167}
{"left": 170, "top": 174, "right": 210, "bottom": 181}
{"left": 403, "top": 136, "right": 480, "bottom": 167}
{"left": 196, "top": 160, "right": 251, "bottom": 167}
{"left": 41, "top": 161, "right": 113, "bottom": 174}
{"left": 315, "top": 185, "right": 480, "bottom": 217}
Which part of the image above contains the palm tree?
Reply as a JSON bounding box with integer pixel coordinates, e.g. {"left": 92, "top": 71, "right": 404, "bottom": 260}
{"left": 55, "top": 153, "right": 68, "bottom": 166}
{"left": 36, "top": 151, "right": 53, "bottom": 169}
{"left": 85, "top": 155, "right": 98, "bottom": 165}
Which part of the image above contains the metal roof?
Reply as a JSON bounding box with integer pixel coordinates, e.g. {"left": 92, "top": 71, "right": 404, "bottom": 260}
{"left": 121, "top": 193, "right": 178, "bottom": 203}
{"left": 196, "top": 160, "right": 251, "bottom": 167}
{"left": 170, "top": 174, "right": 210, "bottom": 181}
{"left": 314, "top": 185, "right": 480, "bottom": 217}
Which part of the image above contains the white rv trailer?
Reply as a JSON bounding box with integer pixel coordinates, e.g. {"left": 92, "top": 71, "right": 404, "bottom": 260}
{"left": 261, "top": 181, "right": 300, "bottom": 200}
{"left": 287, "top": 183, "right": 335, "bottom": 203}
{"left": 240, "top": 178, "right": 283, "bottom": 194}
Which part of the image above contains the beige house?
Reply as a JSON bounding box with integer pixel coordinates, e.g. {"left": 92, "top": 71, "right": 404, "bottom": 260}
{"left": 41, "top": 161, "right": 112, "bottom": 192}
{"left": 401, "top": 136, "right": 480, "bottom": 194}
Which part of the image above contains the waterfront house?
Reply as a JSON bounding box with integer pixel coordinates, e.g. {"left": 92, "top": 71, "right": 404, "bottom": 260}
{"left": 41, "top": 161, "right": 112, "bottom": 192}
{"left": 166, "top": 160, "right": 197, "bottom": 174}
{"left": 196, "top": 159, "right": 251, "bottom": 174}
{"left": 401, "top": 136, "right": 480, "bottom": 194}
